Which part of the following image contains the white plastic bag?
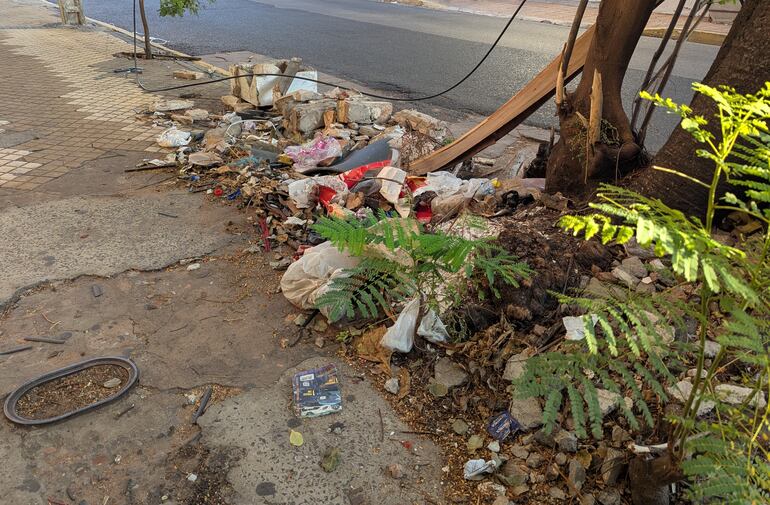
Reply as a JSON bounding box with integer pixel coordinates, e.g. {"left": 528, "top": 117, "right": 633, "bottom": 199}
{"left": 417, "top": 309, "right": 449, "bottom": 343}
{"left": 157, "top": 127, "right": 191, "bottom": 147}
{"left": 287, "top": 179, "right": 318, "bottom": 209}
{"left": 280, "top": 242, "right": 360, "bottom": 311}
{"left": 380, "top": 297, "right": 420, "bottom": 353}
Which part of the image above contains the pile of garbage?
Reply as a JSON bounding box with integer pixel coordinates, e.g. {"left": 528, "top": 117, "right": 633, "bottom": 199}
{"left": 140, "top": 59, "right": 542, "bottom": 254}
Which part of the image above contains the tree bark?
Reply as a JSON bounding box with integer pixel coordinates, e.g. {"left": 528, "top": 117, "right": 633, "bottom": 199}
{"left": 628, "top": 0, "right": 770, "bottom": 218}
{"left": 138, "top": 0, "right": 153, "bottom": 59}
{"left": 545, "top": 0, "right": 657, "bottom": 197}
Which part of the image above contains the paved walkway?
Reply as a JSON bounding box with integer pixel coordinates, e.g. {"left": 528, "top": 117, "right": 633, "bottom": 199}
{"left": 0, "top": 2, "right": 444, "bottom": 505}
{"left": 0, "top": 10, "right": 163, "bottom": 192}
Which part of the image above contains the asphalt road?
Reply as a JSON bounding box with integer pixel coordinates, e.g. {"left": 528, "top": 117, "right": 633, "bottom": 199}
{"left": 83, "top": 0, "right": 719, "bottom": 151}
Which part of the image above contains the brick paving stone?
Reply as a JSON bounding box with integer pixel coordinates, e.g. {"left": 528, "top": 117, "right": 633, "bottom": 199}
{"left": 0, "top": 13, "right": 170, "bottom": 191}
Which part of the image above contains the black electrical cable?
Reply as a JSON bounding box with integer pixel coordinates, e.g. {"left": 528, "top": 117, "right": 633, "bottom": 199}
{"left": 136, "top": 0, "right": 528, "bottom": 101}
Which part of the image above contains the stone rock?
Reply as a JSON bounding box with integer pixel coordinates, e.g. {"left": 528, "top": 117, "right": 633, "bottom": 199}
{"left": 185, "top": 108, "right": 209, "bottom": 121}
{"left": 585, "top": 277, "right": 628, "bottom": 300}
{"left": 154, "top": 99, "right": 194, "bottom": 112}
{"left": 221, "top": 95, "right": 240, "bottom": 109}
{"left": 611, "top": 426, "right": 631, "bottom": 446}
{"left": 503, "top": 350, "right": 533, "bottom": 382}
{"left": 704, "top": 340, "right": 722, "bottom": 358}
{"left": 428, "top": 381, "right": 448, "bottom": 398}
{"left": 386, "top": 463, "right": 404, "bottom": 479}
{"left": 467, "top": 434, "right": 484, "bottom": 452}
{"left": 596, "top": 389, "right": 632, "bottom": 417}
{"left": 434, "top": 357, "right": 468, "bottom": 388}
{"left": 284, "top": 99, "right": 337, "bottom": 134}
{"left": 548, "top": 487, "right": 567, "bottom": 501}
{"left": 492, "top": 497, "right": 510, "bottom": 505}
{"left": 232, "top": 101, "right": 255, "bottom": 113}
{"left": 499, "top": 461, "right": 529, "bottom": 487}
{"left": 173, "top": 70, "right": 204, "bottom": 80}
{"left": 621, "top": 256, "right": 647, "bottom": 278}
{"left": 635, "top": 282, "right": 656, "bottom": 294}
{"left": 509, "top": 397, "right": 543, "bottom": 430}
{"left": 600, "top": 448, "right": 625, "bottom": 485}
{"left": 581, "top": 495, "right": 596, "bottom": 505}
{"left": 384, "top": 378, "right": 399, "bottom": 395}
{"left": 311, "top": 318, "right": 328, "bottom": 332}
{"left": 358, "top": 125, "right": 380, "bottom": 137}
{"left": 452, "top": 418, "right": 469, "bottom": 435}
{"left": 666, "top": 379, "right": 715, "bottom": 416}
{"left": 597, "top": 489, "right": 621, "bottom": 505}
{"left": 686, "top": 368, "right": 708, "bottom": 379}
{"left": 392, "top": 109, "right": 449, "bottom": 142}
{"left": 269, "top": 258, "right": 291, "bottom": 270}
{"left": 555, "top": 430, "right": 578, "bottom": 453}
{"left": 103, "top": 378, "right": 121, "bottom": 388}
{"left": 510, "top": 445, "right": 530, "bottom": 460}
{"left": 533, "top": 428, "right": 556, "bottom": 448}
{"left": 344, "top": 99, "right": 393, "bottom": 125}
{"left": 612, "top": 266, "right": 640, "bottom": 288}
{"left": 716, "top": 384, "right": 767, "bottom": 409}
{"left": 314, "top": 336, "right": 325, "bottom": 348}
{"left": 171, "top": 113, "right": 193, "bottom": 125}
{"left": 567, "top": 459, "right": 586, "bottom": 495}
{"left": 511, "top": 484, "right": 529, "bottom": 496}
{"left": 526, "top": 453, "right": 545, "bottom": 468}
{"left": 623, "top": 238, "right": 656, "bottom": 260}
{"left": 320, "top": 447, "right": 341, "bottom": 472}
{"left": 487, "top": 440, "right": 500, "bottom": 453}
{"left": 554, "top": 453, "right": 567, "bottom": 466}
{"left": 478, "top": 481, "right": 507, "bottom": 496}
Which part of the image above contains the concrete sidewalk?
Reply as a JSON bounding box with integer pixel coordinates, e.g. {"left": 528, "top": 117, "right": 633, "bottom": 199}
{"left": 0, "top": 2, "right": 444, "bottom": 505}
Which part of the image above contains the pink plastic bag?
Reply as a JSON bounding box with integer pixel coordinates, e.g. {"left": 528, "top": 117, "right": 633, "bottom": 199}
{"left": 285, "top": 135, "right": 342, "bottom": 172}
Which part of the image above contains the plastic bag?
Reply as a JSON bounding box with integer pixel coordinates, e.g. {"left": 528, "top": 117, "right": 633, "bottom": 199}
{"left": 157, "top": 127, "right": 191, "bottom": 147}
{"left": 280, "top": 242, "right": 360, "bottom": 312}
{"left": 414, "top": 171, "right": 494, "bottom": 201}
{"left": 417, "top": 309, "right": 449, "bottom": 343}
{"left": 463, "top": 459, "right": 498, "bottom": 480}
{"left": 285, "top": 135, "right": 342, "bottom": 172}
{"left": 288, "top": 179, "right": 318, "bottom": 209}
{"left": 380, "top": 297, "right": 420, "bottom": 353}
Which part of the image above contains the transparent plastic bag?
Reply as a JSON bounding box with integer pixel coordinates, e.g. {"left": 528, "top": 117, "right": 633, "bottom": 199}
{"left": 285, "top": 135, "right": 342, "bottom": 172}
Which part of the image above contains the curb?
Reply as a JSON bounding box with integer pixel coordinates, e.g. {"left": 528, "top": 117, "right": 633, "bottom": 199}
{"left": 642, "top": 27, "right": 726, "bottom": 46}
{"left": 38, "top": 0, "right": 231, "bottom": 76}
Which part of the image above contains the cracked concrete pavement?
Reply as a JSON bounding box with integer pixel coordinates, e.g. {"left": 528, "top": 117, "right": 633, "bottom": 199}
{"left": 0, "top": 2, "right": 446, "bottom": 504}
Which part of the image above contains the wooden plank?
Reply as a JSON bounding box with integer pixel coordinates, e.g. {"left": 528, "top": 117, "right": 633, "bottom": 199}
{"left": 408, "top": 25, "right": 596, "bottom": 175}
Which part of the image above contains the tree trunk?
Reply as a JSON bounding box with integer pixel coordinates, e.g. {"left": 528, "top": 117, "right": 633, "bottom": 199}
{"left": 545, "top": 0, "right": 656, "bottom": 197}
{"left": 138, "top": 0, "right": 153, "bottom": 59}
{"left": 628, "top": 0, "right": 770, "bottom": 218}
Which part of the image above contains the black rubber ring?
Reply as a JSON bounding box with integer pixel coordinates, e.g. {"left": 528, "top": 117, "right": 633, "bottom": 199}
{"left": 3, "top": 356, "right": 139, "bottom": 425}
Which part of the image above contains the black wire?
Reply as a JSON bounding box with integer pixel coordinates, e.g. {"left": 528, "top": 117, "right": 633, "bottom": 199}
{"left": 136, "top": 0, "right": 528, "bottom": 101}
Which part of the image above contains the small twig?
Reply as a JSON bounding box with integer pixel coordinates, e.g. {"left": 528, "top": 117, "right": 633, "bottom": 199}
{"left": 23, "top": 336, "right": 66, "bottom": 344}
{"left": 192, "top": 386, "right": 213, "bottom": 424}
{"left": 114, "top": 403, "right": 135, "bottom": 419}
{"left": 158, "top": 212, "right": 179, "bottom": 218}
{"left": 0, "top": 344, "right": 32, "bottom": 355}
{"left": 400, "top": 430, "right": 436, "bottom": 436}
{"left": 169, "top": 323, "right": 188, "bottom": 332}
{"left": 378, "top": 408, "right": 385, "bottom": 442}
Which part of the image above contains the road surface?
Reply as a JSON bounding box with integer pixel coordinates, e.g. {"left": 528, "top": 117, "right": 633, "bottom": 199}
{"left": 83, "top": 0, "right": 719, "bottom": 151}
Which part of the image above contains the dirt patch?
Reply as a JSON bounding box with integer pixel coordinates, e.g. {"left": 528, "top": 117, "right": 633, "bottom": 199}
{"left": 15, "top": 364, "right": 129, "bottom": 420}
{"left": 167, "top": 443, "right": 244, "bottom": 505}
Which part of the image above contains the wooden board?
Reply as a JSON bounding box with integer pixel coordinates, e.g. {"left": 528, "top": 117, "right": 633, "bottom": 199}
{"left": 408, "top": 25, "right": 596, "bottom": 175}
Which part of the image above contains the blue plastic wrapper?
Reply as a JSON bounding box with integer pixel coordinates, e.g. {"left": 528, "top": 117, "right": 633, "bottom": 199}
{"left": 487, "top": 410, "right": 521, "bottom": 441}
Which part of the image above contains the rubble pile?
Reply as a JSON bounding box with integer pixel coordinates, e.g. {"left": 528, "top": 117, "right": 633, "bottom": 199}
{"left": 139, "top": 67, "right": 543, "bottom": 255}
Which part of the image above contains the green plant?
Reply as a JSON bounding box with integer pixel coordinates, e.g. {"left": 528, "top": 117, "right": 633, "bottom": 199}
{"left": 312, "top": 211, "right": 530, "bottom": 327}
{"left": 159, "top": 0, "right": 211, "bottom": 17}
{"left": 515, "top": 82, "right": 770, "bottom": 502}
